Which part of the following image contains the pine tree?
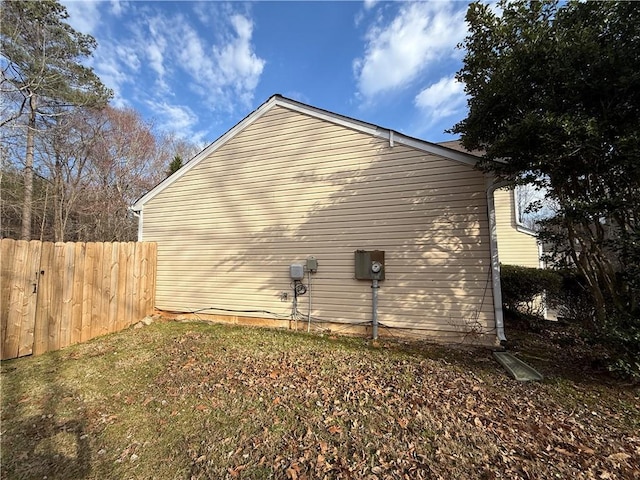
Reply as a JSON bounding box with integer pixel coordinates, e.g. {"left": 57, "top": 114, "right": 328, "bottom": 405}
{"left": 1, "top": 0, "right": 112, "bottom": 239}
{"left": 166, "top": 155, "right": 183, "bottom": 177}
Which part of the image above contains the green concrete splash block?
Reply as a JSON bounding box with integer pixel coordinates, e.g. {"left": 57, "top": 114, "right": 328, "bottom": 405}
{"left": 493, "top": 351, "right": 544, "bottom": 381}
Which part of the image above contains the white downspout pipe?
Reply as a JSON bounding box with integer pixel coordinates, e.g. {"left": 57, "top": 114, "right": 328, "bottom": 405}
{"left": 486, "top": 179, "right": 510, "bottom": 344}
{"left": 129, "top": 207, "right": 143, "bottom": 242}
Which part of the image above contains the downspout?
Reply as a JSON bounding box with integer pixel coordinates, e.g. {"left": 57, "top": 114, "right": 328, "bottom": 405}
{"left": 486, "top": 179, "right": 510, "bottom": 344}
{"left": 129, "top": 207, "right": 143, "bottom": 242}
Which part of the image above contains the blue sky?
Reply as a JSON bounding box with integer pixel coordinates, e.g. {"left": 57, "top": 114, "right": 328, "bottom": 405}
{"left": 62, "top": 1, "right": 471, "bottom": 148}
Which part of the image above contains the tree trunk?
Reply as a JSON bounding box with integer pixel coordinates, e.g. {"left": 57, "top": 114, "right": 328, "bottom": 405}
{"left": 21, "top": 94, "right": 36, "bottom": 240}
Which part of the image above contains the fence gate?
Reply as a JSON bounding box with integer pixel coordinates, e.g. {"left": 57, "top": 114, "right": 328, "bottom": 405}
{"left": 1, "top": 239, "right": 157, "bottom": 360}
{"left": 1, "top": 240, "right": 41, "bottom": 359}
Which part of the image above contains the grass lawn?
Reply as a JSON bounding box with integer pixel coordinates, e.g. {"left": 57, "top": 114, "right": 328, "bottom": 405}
{"left": 1, "top": 319, "right": 638, "bottom": 479}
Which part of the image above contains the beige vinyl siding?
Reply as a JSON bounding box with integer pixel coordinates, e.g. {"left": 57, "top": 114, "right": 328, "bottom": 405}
{"left": 494, "top": 188, "right": 540, "bottom": 268}
{"left": 142, "top": 105, "right": 495, "bottom": 339}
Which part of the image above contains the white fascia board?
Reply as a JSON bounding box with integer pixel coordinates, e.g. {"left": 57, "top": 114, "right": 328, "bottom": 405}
{"left": 274, "top": 96, "right": 380, "bottom": 136}
{"left": 131, "top": 96, "right": 281, "bottom": 211}
{"left": 394, "top": 134, "right": 480, "bottom": 166}
{"left": 274, "top": 97, "right": 481, "bottom": 166}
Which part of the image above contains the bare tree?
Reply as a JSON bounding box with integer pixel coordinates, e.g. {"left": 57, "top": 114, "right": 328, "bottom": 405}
{"left": 515, "top": 184, "right": 558, "bottom": 231}
{"left": 81, "top": 107, "right": 167, "bottom": 241}
{"left": 37, "top": 107, "right": 106, "bottom": 241}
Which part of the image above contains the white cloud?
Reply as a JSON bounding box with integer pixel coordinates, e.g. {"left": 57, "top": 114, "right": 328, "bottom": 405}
{"left": 109, "top": 0, "right": 128, "bottom": 17}
{"left": 63, "top": 2, "right": 265, "bottom": 140}
{"left": 138, "top": 11, "right": 264, "bottom": 110}
{"left": 115, "top": 45, "right": 140, "bottom": 72}
{"left": 61, "top": 0, "right": 100, "bottom": 35}
{"left": 363, "top": 0, "right": 378, "bottom": 11}
{"left": 414, "top": 75, "right": 467, "bottom": 124}
{"left": 213, "top": 15, "right": 265, "bottom": 104}
{"left": 147, "top": 101, "right": 197, "bottom": 135}
{"left": 354, "top": 2, "right": 467, "bottom": 99}
{"left": 146, "top": 100, "right": 210, "bottom": 145}
{"left": 147, "top": 40, "right": 167, "bottom": 81}
{"left": 91, "top": 45, "right": 135, "bottom": 106}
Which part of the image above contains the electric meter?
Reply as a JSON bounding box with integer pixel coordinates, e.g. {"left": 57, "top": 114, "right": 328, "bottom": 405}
{"left": 371, "top": 261, "right": 382, "bottom": 274}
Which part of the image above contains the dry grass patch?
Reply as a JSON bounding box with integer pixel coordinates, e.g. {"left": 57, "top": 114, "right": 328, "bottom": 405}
{"left": 1, "top": 320, "right": 638, "bottom": 479}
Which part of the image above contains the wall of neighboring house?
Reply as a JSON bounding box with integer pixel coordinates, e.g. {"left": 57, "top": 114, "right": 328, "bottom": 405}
{"left": 140, "top": 105, "right": 497, "bottom": 342}
{"left": 494, "top": 188, "right": 557, "bottom": 320}
{"left": 494, "top": 188, "right": 541, "bottom": 268}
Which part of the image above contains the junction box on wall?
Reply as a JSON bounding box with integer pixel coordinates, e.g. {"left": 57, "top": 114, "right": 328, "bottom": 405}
{"left": 354, "top": 250, "right": 385, "bottom": 280}
{"left": 290, "top": 263, "right": 305, "bottom": 280}
{"left": 289, "top": 258, "right": 319, "bottom": 332}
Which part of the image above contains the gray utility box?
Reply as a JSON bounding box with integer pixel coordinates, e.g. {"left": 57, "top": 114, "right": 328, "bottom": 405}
{"left": 290, "top": 264, "right": 305, "bottom": 280}
{"left": 354, "top": 250, "right": 385, "bottom": 280}
{"left": 306, "top": 256, "right": 318, "bottom": 273}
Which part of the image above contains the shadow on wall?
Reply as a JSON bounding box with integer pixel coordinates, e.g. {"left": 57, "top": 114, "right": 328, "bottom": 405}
{"left": 155, "top": 130, "right": 494, "bottom": 341}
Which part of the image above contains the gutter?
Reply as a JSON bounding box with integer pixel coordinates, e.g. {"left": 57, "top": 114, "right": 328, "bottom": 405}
{"left": 486, "top": 179, "right": 510, "bottom": 344}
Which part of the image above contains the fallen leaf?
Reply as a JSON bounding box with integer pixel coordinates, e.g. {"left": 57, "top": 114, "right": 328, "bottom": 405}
{"left": 328, "top": 425, "right": 342, "bottom": 435}
{"left": 607, "top": 452, "right": 630, "bottom": 462}
{"left": 554, "top": 447, "right": 574, "bottom": 456}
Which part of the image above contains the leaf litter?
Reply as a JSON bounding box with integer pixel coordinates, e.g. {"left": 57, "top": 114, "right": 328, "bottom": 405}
{"left": 1, "top": 320, "right": 638, "bottom": 479}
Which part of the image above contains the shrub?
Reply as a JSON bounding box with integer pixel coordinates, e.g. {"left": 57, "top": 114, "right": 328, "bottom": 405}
{"left": 552, "top": 270, "right": 596, "bottom": 326}
{"left": 500, "top": 264, "right": 561, "bottom": 318}
{"left": 502, "top": 265, "right": 640, "bottom": 379}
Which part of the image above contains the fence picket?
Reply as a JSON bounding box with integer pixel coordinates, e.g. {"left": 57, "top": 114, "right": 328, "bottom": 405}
{"left": 2, "top": 239, "right": 21, "bottom": 359}
{"left": 90, "top": 242, "right": 103, "bottom": 339}
{"left": 116, "top": 243, "right": 128, "bottom": 332}
{"left": 71, "top": 242, "right": 85, "bottom": 345}
{"left": 100, "top": 242, "right": 112, "bottom": 337}
{"left": 49, "top": 242, "right": 66, "bottom": 352}
{"left": 0, "top": 240, "right": 15, "bottom": 356}
{"left": 2, "top": 240, "right": 26, "bottom": 359}
{"left": 33, "top": 242, "right": 54, "bottom": 356}
{"left": 81, "top": 242, "right": 96, "bottom": 343}
{"left": 108, "top": 243, "right": 119, "bottom": 334}
{"left": 125, "top": 242, "right": 135, "bottom": 327}
{"left": 61, "top": 242, "right": 75, "bottom": 348}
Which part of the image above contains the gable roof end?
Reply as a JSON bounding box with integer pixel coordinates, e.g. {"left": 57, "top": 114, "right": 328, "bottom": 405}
{"left": 131, "top": 94, "right": 481, "bottom": 211}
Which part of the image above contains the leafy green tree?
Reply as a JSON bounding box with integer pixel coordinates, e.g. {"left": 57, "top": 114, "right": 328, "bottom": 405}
{"left": 1, "top": 0, "right": 112, "bottom": 240}
{"left": 452, "top": 0, "right": 639, "bottom": 319}
{"left": 452, "top": 0, "right": 640, "bottom": 376}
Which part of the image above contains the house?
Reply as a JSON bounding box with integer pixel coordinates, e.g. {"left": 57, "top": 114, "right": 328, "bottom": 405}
{"left": 131, "top": 95, "right": 512, "bottom": 345}
{"left": 493, "top": 188, "right": 543, "bottom": 269}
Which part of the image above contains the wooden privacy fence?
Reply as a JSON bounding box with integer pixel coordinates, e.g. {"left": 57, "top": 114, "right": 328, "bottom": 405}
{"left": 1, "top": 239, "right": 157, "bottom": 360}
